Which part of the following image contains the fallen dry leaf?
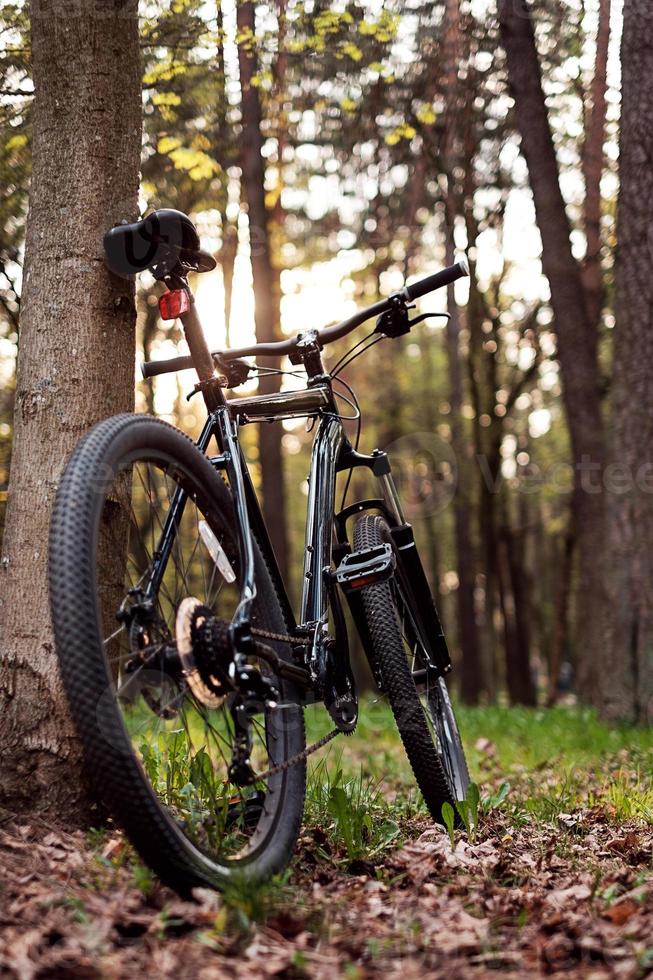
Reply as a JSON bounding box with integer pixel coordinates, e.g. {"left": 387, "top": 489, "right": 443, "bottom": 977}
{"left": 0, "top": 807, "right": 651, "bottom": 979}
{"left": 602, "top": 898, "right": 640, "bottom": 925}
{"left": 474, "top": 737, "right": 496, "bottom": 757}
{"left": 543, "top": 883, "right": 592, "bottom": 910}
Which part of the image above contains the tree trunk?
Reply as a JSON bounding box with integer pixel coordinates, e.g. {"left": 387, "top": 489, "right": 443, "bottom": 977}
{"left": 220, "top": 219, "right": 237, "bottom": 348}
{"left": 581, "top": 0, "right": 611, "bottom": 330}
{"left": 215, "top": 2, "right": 236, "bottom": 348}
{"left": 548, "top": 521, "right": 574, "bottom": 705}
{"left": 445, "top": 241, "right": 484, "bottom": 704}
{"left": 237, "top": 0, "right": 289, "bottom": 584}
{"left": 439, "top": 0, "right": 484, "bottom": 703}
{"left": 498, "top": 0, "right": 605, "bottom": 704}
{"left": 600, "top": 0, "right": 653, "bottom": 723}
{"left": 0, "top": 0, "right": 141, "bottom": 817}
{"left": 501, "top": 509, "right": 536, "bottom": 706}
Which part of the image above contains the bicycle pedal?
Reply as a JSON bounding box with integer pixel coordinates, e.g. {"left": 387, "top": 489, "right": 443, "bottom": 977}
{"left": 335, "top": 543, "right": 395, "bottom": 592}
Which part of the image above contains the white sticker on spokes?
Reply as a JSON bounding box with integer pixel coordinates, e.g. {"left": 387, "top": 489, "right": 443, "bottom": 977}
{"left": 198, "top": 520, "right": 236, "bottom": 583}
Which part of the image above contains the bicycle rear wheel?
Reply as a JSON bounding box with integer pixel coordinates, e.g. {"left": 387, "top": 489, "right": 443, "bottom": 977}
{"left": 49, "top": 414, "right": 305, "bottom": 893}
{"left": 354, "top": 515, "right": 469, "bottom": 819}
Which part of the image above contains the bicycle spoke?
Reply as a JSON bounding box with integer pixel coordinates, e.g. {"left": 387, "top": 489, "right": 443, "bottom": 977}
{"left": 93, "top": 453, "right": 287, "bottom": 864}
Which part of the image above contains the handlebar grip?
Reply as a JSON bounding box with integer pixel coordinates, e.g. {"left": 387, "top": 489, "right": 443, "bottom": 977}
{"left": 403, "top": 259, "right": 469, "bottom": 302}
{"left": 141, "top": 355, "right": 194, "bottom": 379}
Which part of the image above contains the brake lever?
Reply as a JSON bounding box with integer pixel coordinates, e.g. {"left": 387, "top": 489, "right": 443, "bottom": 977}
{"left": 374, "top": 297, "right": 412, "bottom": 338}
{"left": 375, "top": 295, "right": 451, "bottom": 339}
{"left": 213, "top": 354, "right": 252, "bottom": 388}
{"left": 186, "top": 355, "right": 253, "bottom": 401}
{"left": 408, "top": 312, "right": 451, "bottom": 328}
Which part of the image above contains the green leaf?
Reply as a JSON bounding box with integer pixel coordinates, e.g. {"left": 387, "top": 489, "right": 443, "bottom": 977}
{"left": 483, "top": 781, "right": 511, "bottom": 812}
{"left": 328, "top": 785, "right": 355, "bottom": 858}
{"left": 468, "top": 782, "right": 480, "bottom": 821}
{"left": 168, "top": 147, "right": 221, "bottom": 181}
{"left": 441, "top": 801, "right": 456, "bottom": 850}
{"left": 157, "top": 136, "right": 182, "bottom": 155}
{"left": 455, "top": 798, "right": 470, "bottom": 835}
{"left": 152, "top": 92, "right": 182, "bottom": 107}
{"left": 342, "top": 42, "right": 363, "bottom": 62}
{"left": 416, "top": 104, "right": 437, "bottom": 125}
{"left": 340, "top": 97, "right": 358, "bottom": 113}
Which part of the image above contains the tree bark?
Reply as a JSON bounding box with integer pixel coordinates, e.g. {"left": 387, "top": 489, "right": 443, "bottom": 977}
{"left": 581, "top": 0, "right": 611, "bottom": 330}
{"left": 501, "top": 506, "right": 536, "bottom": 706}
{"left": 600, "top": 0, "right": 653, "bottom": 723}
{"left": 547, "top": 522, "right": 574, "bottom": 705}
{"left": 0, "top": 0, "right": 141, "bottom": 817}
{"left": 440, "top": 0, "right": 484, "bottom": 704}
{"left": 237, "top": 0, "right": 289, "bottom": 585}
{"left": 215, "top": 1, "right": 236, "bottom": 348}
{"left": 498, "top": 0, "right": 605, "bottom": 703}
{"left": 445, "top": 241, "right": 484, "bottom": 704}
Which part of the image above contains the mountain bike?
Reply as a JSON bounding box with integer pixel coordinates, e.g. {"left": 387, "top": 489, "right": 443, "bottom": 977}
{"left": 49, "top": 208, "right": 470, "bottom": 894}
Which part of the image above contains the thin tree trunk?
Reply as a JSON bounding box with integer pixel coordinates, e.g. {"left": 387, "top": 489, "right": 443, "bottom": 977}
{"left": 216, "top": 2, "right": 236, "bottom": 348}
{"left": 0, "top": 0, "right": 141, "bottom": 817}
{"left": 548, "top": 521, "right": 574, "bottom": 706}
{"left": 139, "top": 285, "right": 164, "bottom": 417}
{"left": 498, "top": 0, "right": 605, "bottom": 704}
{"left": 582, "top": 0, "right": 611, "bottom": 330}
{"left": 440, "top": 0, "right": 484, "bottom": 703}
{"left": 237, "top": 0, "right": 289, "bottom": 584}
{"left": 600, "top": 0, "right": 653, "bottom": 723}
{"left": 465, "top": 261, "right": 501, "bottom": 702}
{"left": 417, "top": 332, "right": 447, "bottom": 635}
{"left": 220, "top": 220, "right": 237, "bottom": 348}
{"left": 501, "top": 506, "right": 536, "bottom": 706}
{"left": 445, "top": 240, "right": 484, "bottom": 704}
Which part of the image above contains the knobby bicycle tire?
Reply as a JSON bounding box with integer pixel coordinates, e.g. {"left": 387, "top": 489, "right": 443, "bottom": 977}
{"left": 354, "top": 515, "right": 470, "bottom": 822}
{"left": 49, "top": 413, "right": 305, "bottom": 894}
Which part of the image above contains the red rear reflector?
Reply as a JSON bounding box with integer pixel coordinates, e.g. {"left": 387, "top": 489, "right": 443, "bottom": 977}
{"left": 159, "top": 289, "right": 190, "bottom": 321}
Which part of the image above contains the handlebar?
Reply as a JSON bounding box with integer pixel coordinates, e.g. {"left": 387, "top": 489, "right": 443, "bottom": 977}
{"left": 402, "top": 260, "right": 469, "bottom": 301}
{"left": 141, "top": 259, "right": 469, "bottom": 380}
{"left": 142, "top": 355, "right": 196, "bottom": 378}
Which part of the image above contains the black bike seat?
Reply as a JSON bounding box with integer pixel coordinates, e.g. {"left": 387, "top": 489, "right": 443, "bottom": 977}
{"left": 104, "top": 208, "right": 217, "bottom": 280}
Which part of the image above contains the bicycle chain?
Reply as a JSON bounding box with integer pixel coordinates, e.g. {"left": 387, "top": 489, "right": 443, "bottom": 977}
{"left": 245, "top": 628, "right": 343, "bottom": 783}
{"left": 245, "top": 726, "right": 341, "bottom": 785}
{"left": 251, "top": 626, "right": 306, "bottom": 647}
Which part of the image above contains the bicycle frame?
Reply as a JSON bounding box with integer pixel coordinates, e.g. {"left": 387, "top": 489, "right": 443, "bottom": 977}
{"left": 140, "top": 292, "right": 451, "bottom": 709}
{"left": 144, "top": 391, "right": 450, "bottom": 687}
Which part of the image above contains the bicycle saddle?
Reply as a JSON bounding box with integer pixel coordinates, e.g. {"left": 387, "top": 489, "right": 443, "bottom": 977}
{"left": 104, "top": 209, "right": 217, "bottom": 280}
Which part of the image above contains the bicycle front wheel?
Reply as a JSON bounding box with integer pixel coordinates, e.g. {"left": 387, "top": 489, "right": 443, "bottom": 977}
{"left": 354, "top": 515, "right": 469, "bottom": 820}
{"left": 49, "top": 414, "right": 305, "bottom": 893}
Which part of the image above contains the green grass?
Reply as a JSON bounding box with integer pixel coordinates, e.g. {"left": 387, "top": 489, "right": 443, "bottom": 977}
{"left": 85, "top": 699, "right": 652, "bottom": 949}
{"left": 457, "top": 703, "right": 653, "bottom": 827}
{"left": 302, "top": 700, "right": 653, "bottom": 853}
{"left": 457, "top": 703, "right": 653, "bottom": 770}
{"left": 121, "top": 697, "right": 653, "bottom": 884}
{"left": 304, "top": 755, "right": 403, "bottom": 861}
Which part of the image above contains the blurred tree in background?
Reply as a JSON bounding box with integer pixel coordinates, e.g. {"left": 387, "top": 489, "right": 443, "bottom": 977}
{"left": 0, "top": 0, "right": 647, "bottom": 722}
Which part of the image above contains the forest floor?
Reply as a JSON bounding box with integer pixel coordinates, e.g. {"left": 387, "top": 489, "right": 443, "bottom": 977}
{"left": 0, "top": 704, "right": 652, "bottom": 980}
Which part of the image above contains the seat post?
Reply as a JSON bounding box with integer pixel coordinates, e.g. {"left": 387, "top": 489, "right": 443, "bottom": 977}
{"left": 177, "top": 292, "right": 214, "bottom": 382}
{"left": 173, "top": 281, "right": 225, "bottom": 412}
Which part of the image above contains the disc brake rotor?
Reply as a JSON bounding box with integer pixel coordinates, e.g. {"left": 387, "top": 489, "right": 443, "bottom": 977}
{"left": 175, "top": 596, "right": 229, "bottom": 708}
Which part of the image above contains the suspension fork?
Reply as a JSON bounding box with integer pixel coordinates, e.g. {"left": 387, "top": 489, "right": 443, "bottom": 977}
{"left": 333, "top": 444, "right": 452, "bottom": 675}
